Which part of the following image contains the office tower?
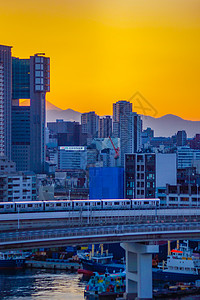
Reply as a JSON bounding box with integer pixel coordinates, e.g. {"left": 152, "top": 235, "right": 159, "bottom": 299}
{"left": 120, "top": 112, "right": 142, "bottom": 166}
{"left": 98, "top": 116, "right": 112, "bottom": 138}
{"left": 47, "top": 120, "right": 84, "bottom": 146}
{"left": 177, "top": 130, "right": 187, "bottom": 146}
{"left": 12, "top": 106, "right": 30, "bottom": 171}
{"left": 12, "top": 54, "right": 50, "bottom": 173}
{"left": 29, "top": 55, "right": 50, "bottom": 173}
{"left": 0, "top": 45, "right": 12, "bottom": 158}
{"left": 81, "top": 111, "right": 99, "bottom": 138}
{"left": 112, "top": 100, "right": 132, "bottom": 138}
{"left": 58, "top": 146, "right": 87, "bottom": 170}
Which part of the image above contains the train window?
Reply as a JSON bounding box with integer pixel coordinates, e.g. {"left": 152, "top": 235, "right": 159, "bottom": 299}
{"left": 114, "top": 202, "right": 119, "bottom": 205}
{"left": 0, "top": 205, "right": 4, "bottom": 208}
{"left": 76, "top": 203, "right": 78, "bottom": 206}
{"left": 28, "top": 204, "right": 32, "bottom": 207}
{"left": 127, "top": 202, "right": 130, "bottom": 205}
{"left": 46, "top": 204, "right": 49, "bottom": 207}
{"left": 105, "top": 202, "right": 107, "bottom": 205}
{"left": 6, "top": 205, "right": 10, "bottom": 208}
{"left": 68, "top": 203, "right": 71, "bottom": 206}
{"left": 56, "top": 203, "right": 61, "bottom": 206}
{"left": 85, "top": 203, "right": 88, "bottom": 205}
{"left": 144, "top": 201, "right": 149, "bottom": 204}
{"left": 97, "top": 203, "right": 100, "bottom": 205}
{"left": 50, "top": 203, "right": 54, "bottom": 207}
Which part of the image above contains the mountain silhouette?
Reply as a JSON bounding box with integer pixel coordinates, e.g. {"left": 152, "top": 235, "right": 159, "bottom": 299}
{"left": 21, "top": 101, "right": 200, "bottom": 138}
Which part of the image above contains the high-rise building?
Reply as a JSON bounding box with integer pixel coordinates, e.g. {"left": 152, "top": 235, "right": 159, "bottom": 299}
{"left": 29, "top": 54, "right": 50, "bottom": 173}
{"left": 112, "top": 100, "right": 132, "bottom": 138}
{"left": 177, "top": 130, "right": 187, "bottom": 146}
{"left": 47, "top": 120, "right": 85, "bottom": 146}
{"left": 120, "top": 112, "right": 142, "bottom": 166}
{"left": 0, "top": 45, "right": 12, "bottom": 158}
{"left": 81, "top": 111, "right": 99, "bottom": 138}
{"left": 98, "top": 116, "right": 112, "bottom": 138}
{"left": 12, "top": 106, "right": 30, "bottom": 171}
{"left": 12, "top": 54, "right": 50, "bottom": 173}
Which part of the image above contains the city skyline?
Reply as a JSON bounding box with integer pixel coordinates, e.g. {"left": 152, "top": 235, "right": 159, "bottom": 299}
{"left": 0, "top": 0, "right": 199, "bottom": 120}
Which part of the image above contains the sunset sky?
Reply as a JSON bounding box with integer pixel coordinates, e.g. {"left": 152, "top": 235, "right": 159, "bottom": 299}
{"left": 0, "top": 0, "right": 200, "bottom": 120}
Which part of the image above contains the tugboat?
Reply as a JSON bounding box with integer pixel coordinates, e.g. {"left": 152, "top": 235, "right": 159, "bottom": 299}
{"left": 84, "top": 270, "right": 126, "bottom": 298}
{"left": 79, "top": 244, "right": 125, "bottom": 276}
{"left": 153, "top": 241, "right": 200, "bottom": 282}
{"left": 0, "top": 251, "right": 26, "bottom": 270}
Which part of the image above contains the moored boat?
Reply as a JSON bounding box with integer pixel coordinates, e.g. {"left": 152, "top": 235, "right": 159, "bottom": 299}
{"left": 153, "top": 241, "right": 200, "bottom": 282}
{"left": 0, "top": 251, "right": 26, "bottom": 270}
{"left": 84, "top": 271, "right": 126, "bottom": 298}
{"left": 79, "top": 244, "right": 125, "bottom": 275}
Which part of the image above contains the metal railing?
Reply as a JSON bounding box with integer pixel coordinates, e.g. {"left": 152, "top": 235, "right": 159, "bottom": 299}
{"left": 0, "top": 222, "right": 200, "bottom": 245}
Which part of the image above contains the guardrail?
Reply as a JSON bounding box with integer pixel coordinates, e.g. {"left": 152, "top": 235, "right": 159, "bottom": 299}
{"left": 1, "top": 222, "right": 200, "bottom": 245}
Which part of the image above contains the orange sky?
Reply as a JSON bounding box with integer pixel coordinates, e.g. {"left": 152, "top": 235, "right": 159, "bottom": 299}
{"left": 0, "top": 0, "right": 200, "bottom": 119}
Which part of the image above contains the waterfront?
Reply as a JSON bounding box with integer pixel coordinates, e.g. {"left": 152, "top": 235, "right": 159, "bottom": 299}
{"left": 1, "top": 269, "right": 200, "bottom": 300}
{"left": 0, "top": 269, "right": 85, "bottom": 300}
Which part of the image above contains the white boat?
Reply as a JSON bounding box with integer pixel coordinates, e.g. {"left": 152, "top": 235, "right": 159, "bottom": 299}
{"left": 153, "top": 241, "right": 200, "bottom": 282}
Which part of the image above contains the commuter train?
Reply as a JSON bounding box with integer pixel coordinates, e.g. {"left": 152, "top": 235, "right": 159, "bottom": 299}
{"left": 0, "top": 198, "right": 160, "bottom": 214}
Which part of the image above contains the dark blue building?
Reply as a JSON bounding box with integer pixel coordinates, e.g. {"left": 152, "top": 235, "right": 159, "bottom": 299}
{"left": 11, "top": 54, "right": 50, "bottom": 173}
{"left": 12, "top": 106, "right": 30, "bottom": 171}
{"left": 89, "top": 167, "right": 124, "bottom": 199}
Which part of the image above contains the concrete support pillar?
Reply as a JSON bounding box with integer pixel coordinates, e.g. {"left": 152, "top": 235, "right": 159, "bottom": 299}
{"left": 121, "top": 242, "right": 159, "bottom": 300}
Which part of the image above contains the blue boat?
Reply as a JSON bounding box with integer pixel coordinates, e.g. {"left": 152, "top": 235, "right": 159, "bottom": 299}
{"left": 0, "top": 251, "right": 26, "bottom": 270}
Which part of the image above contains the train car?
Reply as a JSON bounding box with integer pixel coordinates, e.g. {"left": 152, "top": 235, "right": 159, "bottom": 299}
{"left": 72, "top": 200, "right": 102, "bottom": 210}
{"left": 44, "top": 200, "right": 73, "bottom": 211}
{"left": 0, "top": 202, "right": 15, "bottom": 213}
{"left": 15, "top": 201, "right": 44, "bottom": 212}
{"left": 101, "top": 199, "right": 132, "bottom": 210}
{"left": 131, "top": 198, "right": 160, "bottom": 208}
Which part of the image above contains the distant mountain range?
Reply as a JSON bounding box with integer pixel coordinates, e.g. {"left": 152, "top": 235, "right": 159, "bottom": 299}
{"left": 141, "top": 114, "right": 200, "bottom": 138}
{"left": 21, "top": 100, "right": 200, "bottom": 138}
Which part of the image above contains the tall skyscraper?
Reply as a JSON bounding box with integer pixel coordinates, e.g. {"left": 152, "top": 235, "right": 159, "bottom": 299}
{"left": 12, "top": 106, "right": 30, "bottom": 171}
{"left": 98, "top": 116, "right": 112, "bottom": 138}
{"left": 0, "top": 45, "right": 12, "bottom": 159}
{"left": 81, "top": 111, "right": 99, "bottom": 138}
{"left": 12, "top": 54, "right": 50, "bottom": 173}
{"left": 29, "top": 54, "right": 50, "bottom": 173}
{"left": 120, "top": 112, "right": 142, "bottom": 166}
{"left": 112, "top": 100, "right": 132, "bottom": 138}
{"left": 177, "top": 130, "right": 187, "bottom": 147}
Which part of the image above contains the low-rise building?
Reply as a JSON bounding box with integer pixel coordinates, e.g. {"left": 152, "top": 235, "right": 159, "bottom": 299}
{"left": 0, "top": 172, "right": 37, "bottom": 202}
{"left": 166, "top": 184, "right": 200, "bottom": 207}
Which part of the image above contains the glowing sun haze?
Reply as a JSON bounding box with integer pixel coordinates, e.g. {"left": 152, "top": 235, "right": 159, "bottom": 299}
{"left": 1, "top": 0, "right": 200, "bottom": 119}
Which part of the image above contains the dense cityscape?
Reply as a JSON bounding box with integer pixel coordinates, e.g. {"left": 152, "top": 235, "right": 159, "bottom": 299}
{"left": 0, "top": 42, "right": 200, "bottom": 299}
